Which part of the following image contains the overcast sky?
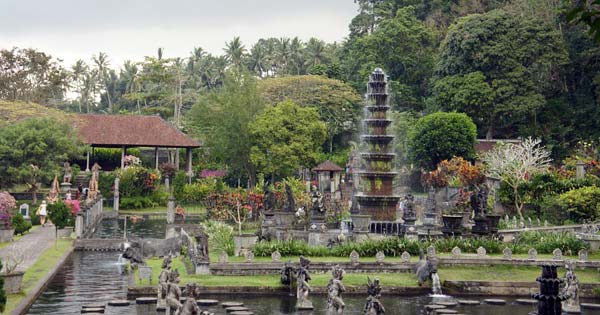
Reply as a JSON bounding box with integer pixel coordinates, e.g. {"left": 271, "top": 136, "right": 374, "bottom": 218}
{"left": 0, "top": 0, "right": 358, "bottom": 67}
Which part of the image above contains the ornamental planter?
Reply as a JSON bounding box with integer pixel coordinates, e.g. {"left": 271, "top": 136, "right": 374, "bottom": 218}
{"left": 350, "top": 214, "right": 371, "bottom": 233}
{"left": 486, "top": 214, "right": 502, "bottom": 235}
{"left": 1, "top": 271, "right": 24, "bottom": 293}
{"left": 441, "top": 215, "right": 463, "bottom": 236}
{"left": 0, "top": 228, "right": 14, "bottom": 242}
{"left": 233, "top": 234, "right": 257, "bottom": 257}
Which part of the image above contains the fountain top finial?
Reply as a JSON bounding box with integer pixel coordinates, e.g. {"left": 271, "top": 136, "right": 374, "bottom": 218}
{"left": 372, "top": 67, "right": 384, "bottom": 74}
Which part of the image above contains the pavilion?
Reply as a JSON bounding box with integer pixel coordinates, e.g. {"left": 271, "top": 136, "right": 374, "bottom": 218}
{"left": 73, "top": 114, "right": 201, "bottom": 174}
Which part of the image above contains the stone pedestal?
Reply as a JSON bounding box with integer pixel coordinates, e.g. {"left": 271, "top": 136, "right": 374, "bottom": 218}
{"left": 0, "top": 271, "right": 24, "bottom": 294}
{"left": 472, "top": 216, "right": 490, "bottom": 236}
{"left": 273, "top": 211, "right": 295, "bottom": 226}
{"left": 75, "top": 214, "right": 84, "bottom": 238}
{"left": 166, "top": 197, "right": 175, "bottom": 224}
{"left": 60, "top": 182, "right": 72, "bottom": 197}
{"left": 195, "top": 262, "right": 210, "bottom": 275}
{"left": 233, "top": 234, "right": 257, "bottom": 256}
{"left": 350, "top": 214, "right": 371, "bottom": 233}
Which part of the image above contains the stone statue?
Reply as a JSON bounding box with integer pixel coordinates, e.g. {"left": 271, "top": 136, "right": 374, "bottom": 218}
{"left": 470, "top": 185, "right": 488, "bottom": 218}
{"left": 194, "top": 228, "right": 209, "bottom": 263}
{"left": 284, "top": 184, "right": 295, "bottom": 213}
{"left": 364, "top": 277, "right": 385, "bottom": 315}
{"left": 327, "top": 265, "right": 346, "bottom": 314}
{"left": 296, "top": 256, "right": 313, "bottom": 309}
{"left": 280, "top": 260, "right": 294, "bottom": 286}
{"left": 562, "top": 260, "right": 580, "bottom": 313}
{"left": 87, "top": 170, "right": 99, "bottom": 202}
{"left": 47, "top": 174, "right": 60, "bottom": 203}
{"left": 165, "top": 269, "right": 182, "bottom": 314}
{"left": 414, "top": 249, "right": 438, "bottom": 286}
{"left": 263, "top": 182, "right": 276, "bottom": 213}
{"left": 180, "top": 283, "right": 202, "bottom": 315}
{"left": 91, "top": 162, "right": 101, "bottom": 178}
{"left": 121, "top": 243, "right": 145, "bottom": 268}
{"left": 311, "top": 185, "right": 325, "bottom": 214}
{"left": 402, "top": 193, "right": 416, "bottom": 223}
{"left": 157, "top": 256, "right": 173, "bottom": 309}
{"left": 62, "top": 162, "right": 72, "bottom": 183}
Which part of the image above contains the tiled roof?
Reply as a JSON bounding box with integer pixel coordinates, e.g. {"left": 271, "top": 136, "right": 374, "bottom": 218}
{"left": 312, "top": 160, "right": 344, "bottom": 172}
{"left": 73, "top": 114, "right": 201, "bottom": 148}
{"left": 475, "top": 139, "right": 522, "bottom": 154}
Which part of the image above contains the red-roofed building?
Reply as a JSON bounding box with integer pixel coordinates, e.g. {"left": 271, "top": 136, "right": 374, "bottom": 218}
{"left": 73, "top": 114, "right": 201, "bottom": 174}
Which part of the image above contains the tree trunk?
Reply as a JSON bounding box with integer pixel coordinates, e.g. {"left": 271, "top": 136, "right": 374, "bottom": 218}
{"left": 486, "top": 124, "right": 494, "bottom": 140}
{"left": 513, "top": 185, "right": 524, "bottom": 221}
{"left": 31, "top": 188, "right": 37, "bottom": 205}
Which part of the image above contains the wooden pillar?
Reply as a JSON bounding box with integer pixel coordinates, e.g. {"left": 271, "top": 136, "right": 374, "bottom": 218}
{"left": 121, "top": 146, "right": 126, "bottom": 169}
{"left": 185, "top": 147, "right": 193, "bottom": 176}
{"left": 155, "top": 147, "right": 159, "bottom": 170}
{"left": 85, "top": 147, "right": 91, "bottom": 172}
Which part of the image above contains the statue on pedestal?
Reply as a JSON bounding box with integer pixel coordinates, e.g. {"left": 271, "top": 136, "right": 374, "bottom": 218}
{"left": 165, "top": 269, "right": 182, "bottom": 314}
{"left": 180, "top": 283, "right": 202, "bottom": 315}
{"left": 157, "top": 256, "right": 172, "bottom": 310}
{"left": 470, "top": 184, "right": 488, "bottom": 218}
{"left": 296, "top": 256, "right": 313, "bottom": 310}
{"left": 562, "top": 260, "right": 580, "bottom": 313}
{"left": 47, "top": 175, "right": 60, "bottom": 204}
{"left": 311, "top": 185, "right": 325, "bottom": 215}
{"left": 364, "top": 277, "right": 385, "bottom": 315}
{"left": 62, "top": 162, "right": 72, "bottom": 184}
{"left": 327, "top": 265, "right": 346, "bottom": 314}
{"left": 284, "top": 184, "right": 295, "bottom": 213}
{"left": 263, "top": 182, "right": 275, "bottom": 213}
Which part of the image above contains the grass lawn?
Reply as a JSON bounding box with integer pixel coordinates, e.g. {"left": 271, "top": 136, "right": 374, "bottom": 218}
{"left": 134, "top": 256, "right": 600, "bottom": 289}
{"left": 0, "top": 225, "right": 41, "bottom": 250}
{"left": 4, "top": 239, "right": 72, "bottom": 313}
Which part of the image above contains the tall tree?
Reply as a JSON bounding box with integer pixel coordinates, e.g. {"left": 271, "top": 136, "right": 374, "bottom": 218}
{"left": 93, "top": 52, "right": 114, "bottom": 112}
{"left": 224, "top": 36, "right": 246, "bottom": 67}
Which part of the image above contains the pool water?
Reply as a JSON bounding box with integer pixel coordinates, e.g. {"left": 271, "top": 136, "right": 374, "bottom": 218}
{"left": 93, "top": 216, "right": 202, "bottom": 239}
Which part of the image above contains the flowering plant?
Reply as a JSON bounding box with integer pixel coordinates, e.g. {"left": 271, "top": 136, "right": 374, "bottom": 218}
{"left": 123, "top": 155, "right": 141, "bottom": 167}
{"left": 0, "top": 192, "right": 17, "bottom": 229}
{"left": 65, "top": 199, "right": 81, "bottom": 216}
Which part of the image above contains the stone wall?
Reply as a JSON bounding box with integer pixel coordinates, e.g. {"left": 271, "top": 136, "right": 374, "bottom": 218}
{"left": 444, "top": 281, "right": 600, "bottom": 298}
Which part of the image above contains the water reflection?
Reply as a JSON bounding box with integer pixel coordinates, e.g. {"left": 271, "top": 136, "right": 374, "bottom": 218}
{"left": 93, "top": 217, "right": 202, "bottom": 239}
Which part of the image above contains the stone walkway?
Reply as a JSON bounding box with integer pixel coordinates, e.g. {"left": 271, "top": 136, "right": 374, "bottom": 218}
{"left": 0, "top": 225, "right": 57, "bottom": 272}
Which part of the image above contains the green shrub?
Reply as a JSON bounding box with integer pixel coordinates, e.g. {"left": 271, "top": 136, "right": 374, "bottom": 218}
{"left": 150, "top": 189, "right": 169, "bottom": 206}
{"left": 48, "top": 201, "right": 74, "bottom": 229}
{"left": 12, "top": 212, "right": 32, "bottom": 235}
{"left": 94, "top": 148, "right": 141, "bottom": 167}
{"left": 98, "top": 171, "right": 116, "bottom": 196}
{"left": 514, "top": 231, "right": 589, "bottom": 254}
{"left": 0, "top": 260, "right": 5, "bottom": 312}
{"left": 557, "top": 186, "right": 600, "bottom": 222}
{"left": 116, "top": 166, "right": 159, "bottom": 198}
{"left": 205, "top": 221, "right": 234, "bottom": 256}
{"left": 119, "top": 197, "right": 157, "bottom": 210}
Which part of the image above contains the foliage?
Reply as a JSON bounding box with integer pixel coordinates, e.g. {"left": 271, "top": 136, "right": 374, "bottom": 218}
{"left": 0, "top": 259, "right": 4, "bottom": 312}
{"left": 159, "top": 162, "right": 177, "bottom": 179}
{"left": 119, "top": 197, "right": 158, "bottom": 210}
{"left": 421, "top": 156, "right": 485, "bottom": 188}
{"left": 187, "top": 71, "right": 265, "bottom": 186}
{"left": 556, "top": 185, "right": 600, "bottom": 222}
{"left": 98, "top": 171, "right": 116, "bottom": 196}
{"left": 407, "top": 112, "right": 477, "bottom": 171}
{"left": 0, "top": 100, "right": 66, "bottom": 129}
{"left": 12, "top": 213, "right": 31, "bottom": 235}
{"left": 93, "top": 148, "right": 141, "bottom": 168}
{"left": 179, "top": 179, "right": 219, "bottom": 204}
{"left": 390, "top": 111, "right": 418, "bottom": 166}
{"left": 47, "top": 201, "right": 74, "bottom": 229}
{"left": 433, "top": 9, "right": 568, "bottom": 139}
{"left": 567, "top": 0, "right": 600, "bottom": 42}
{"left": 249, "top": 100, "right": 327, "bottom": 179}
{"left": 205, "top": 221, "right": 235, "bottom": 256}
{"left": 483, "top": 138, "right": 551, "bottom": 219}
{"left": 0, "top": 118, "right": 82, "bottom": 190}
{"left": 115, "top": 166, "right": 159, "bottom": 198}
{"left": 0, "top": 192, "right": 16, "bottom": 229}
{"left": 514, "top": 231, "right": 589, "bottom": 254}
{"left": 258, "top": 75, "right": 362, "bottom": 152}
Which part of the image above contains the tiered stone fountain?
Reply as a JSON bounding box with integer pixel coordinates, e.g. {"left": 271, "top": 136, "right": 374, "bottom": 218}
{"left": 352, "top": 68, "right": 400, "bottom": 237}
{"left": 529, "top": 264, "right": 567, "bottom": 315}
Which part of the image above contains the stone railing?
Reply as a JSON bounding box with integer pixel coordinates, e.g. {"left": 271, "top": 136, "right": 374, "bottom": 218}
{"left": 75, "top": 196, "right": 104, "bottom": 239}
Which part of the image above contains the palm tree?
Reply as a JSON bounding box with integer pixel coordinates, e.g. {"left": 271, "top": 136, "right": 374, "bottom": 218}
{"left": 224, "top": 36, "right": 246, "bottom": 67}
{"left": 290, "top": 37, "right": 305, "bottom": 75}
{"left": 71, "top": 59, "right": 88, "bottom": 112}
{"left": 305, "top": 38, "right": 327, "bottom": 69}
{"left": 120, "top": 60, "right": 140, "bottom": 112}
{"left": 276, "top": 37, "right": 291, "bottom": 75}
{"left": 92, "top": 52, "right": 113, "bottom": 112}
{"left": 248, "top": 43, "right": 267, "bottom": 77}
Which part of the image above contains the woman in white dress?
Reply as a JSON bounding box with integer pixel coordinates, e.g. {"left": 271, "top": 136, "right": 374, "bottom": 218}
{"left": 37, "top": 200, "right": 47, "bottom": 226}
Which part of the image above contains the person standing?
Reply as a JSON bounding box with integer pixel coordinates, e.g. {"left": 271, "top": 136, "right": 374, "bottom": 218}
{"left": 37, "top": 200, "right": 48, "bottom": 227}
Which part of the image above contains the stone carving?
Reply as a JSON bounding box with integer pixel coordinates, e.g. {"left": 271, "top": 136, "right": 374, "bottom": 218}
{"left": 296, "top": 256, "right": 313, "bottom": 309}
{"left": 512, "top": 216, "right": 518, "bottom": 228}
{"left": 48, "top": 175, "right": 60, "bottom": 203}
{"left": 326, "top": 265, "right": 345, "bottom": 314}
{"left": 283, "top": 183, "right": 295, "bottom": 213}
{"left": 552, "top": 248, "right": 563, "bottom": 260}
{"left": 350, "top": 250, "right": 359, "bottom": 264}
{"left": 194, "top": 228, "right": 209, "bottom": 263}
{"left": 578, "top": 249, "right": 588, "bottom": 261}
{"left": 271, "top": 250, "right": 282, "bottom": 262}
{"left": 157, "top": 256, "right": 172, "bottom": 309}
{"left": 310, "top": 185, "right": 325, "bottom": 215}
{"left": 180, "top": 282, "right": 202, "bottom": 315}
{"left": 519, "top": 220, "right": 525, "bottom": 229}
{"left": 263, "top": 182, "right": 276, "bottom": 213}
{"left": 165, "top": 269, "right": 182, "bottom": 314}
{"left": 528, "top": 248, "right": 538, "bottom": 260}
{"left": 528, "top": 217, "right": 533, "bottom": 228}
{"left": 365, "top": 277, "right": 385, "bottom": 315}
{"left": 218, "top": 251, "right": 228, "bottom": 264}
{"left": 544, "top": 220, "right": 549, "bottom": 227}
{"left": 401, "top": 251, "right": 410, "bottom": 263}
{"left": 375, "top": 251, "right": 385, "bottom": 264}
{"left": 415, "top": 249, "right": 438, "bottom": 287}
{"left": 470, "top": 185, "right": 488, "bottom": 218}
{"left": 477, "top": 247, "right": 487, "bottom": 257}
{"left": 451, "top": 246, "right": 461, "bottom": 258}
{"left": 503, "top": 247, "right": 512, "bottom": 259}
{"left": 245, "top": 251, "right": 254, "bottom": 263}
{"left": 126, "top": 235, "right": 185, "bottom": 258}
{"left": 402, "top": 193, "right": 416, "bottom": 224}
{"left": 87, "top": 170, "right": 99, "bottom": 202}
{"left": 62, "top": 162, "right": 72, "bottom": 183}
{"left": 122, "top": 243, "right": 145, "bottom": 268}
{"left": 280, "top": 260, "right": 294, "bottom": 286}
{"left": 562, "top": 260, "right": 580, "bottom": 313}
{"left": 426, "top": 245, "right": 436, "bottom": 258}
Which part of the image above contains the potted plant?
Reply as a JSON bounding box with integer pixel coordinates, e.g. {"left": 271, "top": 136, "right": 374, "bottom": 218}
{"left": 226, "top": 192, "right": 256, "bottom": 256}
{"left": 48, "top": 201, "right": 75, "bottom": 238}
{"left": 442, "top": 189, "right": 468, "bottom": 236}
{"left": 0, "top": 192, "right": 16, "bottom": 242}
{"left": 0, "top": 244, "right": 25, "bottom": 294}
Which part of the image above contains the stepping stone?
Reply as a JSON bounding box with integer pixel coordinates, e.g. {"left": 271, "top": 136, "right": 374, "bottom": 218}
{"left": 136, "top": 297, "right": 157, "bottom": 304}
{"left": 457, "top": 299, "right": 480, "bottom": 305}
{"left": 221, "top": 302, "right": 244, "bottom": 308}
{"left": 197, "top": 299, "right": 219, "bottom": 306}
{"left": 156, "top": 306, "right": 166, "bottom": 312}
{"left": 82, "top": 305, "right": 105, "bottom": 309}
{"left": 435, "top": 310, "right": 458, "bottom": 314}
{"left": 425, "top": 304, "right": 446, "bottom": 310}
{"left": 226, "top": 306, "right": 250, "bottom": 312}
{"left": 107, "top": 300, "right": 130, "bottom": 306}
{"left": 515, "top": 299, "right": 537, "bottom": 305}
{"left": 581, "top": 303, "right": 600, "bottom": 310}
{"left": 436, "top": 301, "right": 458, "bottom": 307}
{"left": 484, "top": 299, "right": 506, "bottom": 305}
{"left": 81, "top": 308, "right": 105, "bottom": 313}
{"left": 230, "top": 312, "right": 254, "bottom": 315}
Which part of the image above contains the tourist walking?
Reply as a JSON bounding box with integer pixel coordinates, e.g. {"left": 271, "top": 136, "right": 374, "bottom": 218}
{"left": 37, "top": 200, "right": 47, "bottom": 226}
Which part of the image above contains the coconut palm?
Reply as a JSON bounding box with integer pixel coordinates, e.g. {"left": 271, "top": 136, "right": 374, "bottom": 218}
{"left": 224, "top": 36, "right": 246, "bottom": 67}
{"left": 92, "top": 52, "right": 113, "bottom": 112}
{"left": 305, "top": 38, "right": 327, "bottom": 69}
{"left": 71, "top": 59, "right": 88, "bottom": 112}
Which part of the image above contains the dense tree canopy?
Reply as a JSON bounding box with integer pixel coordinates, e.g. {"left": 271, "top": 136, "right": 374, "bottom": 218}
{"left": 249, "top": 101, "right": 327, "bottom": 180}
{"left": 433, "top": 10, "right": 568, "bottom": 139}
{"left": 407, "top": 112, "right": 477, "bottom": 170}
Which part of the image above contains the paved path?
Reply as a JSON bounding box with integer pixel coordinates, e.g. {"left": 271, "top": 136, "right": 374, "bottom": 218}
{"left": 0, "top": 225, "right": 57, "bottom": 272}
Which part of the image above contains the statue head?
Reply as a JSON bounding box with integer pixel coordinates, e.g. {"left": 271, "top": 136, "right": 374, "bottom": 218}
{"left": 331, "top": 264, "right": 345, "bottom": 280}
